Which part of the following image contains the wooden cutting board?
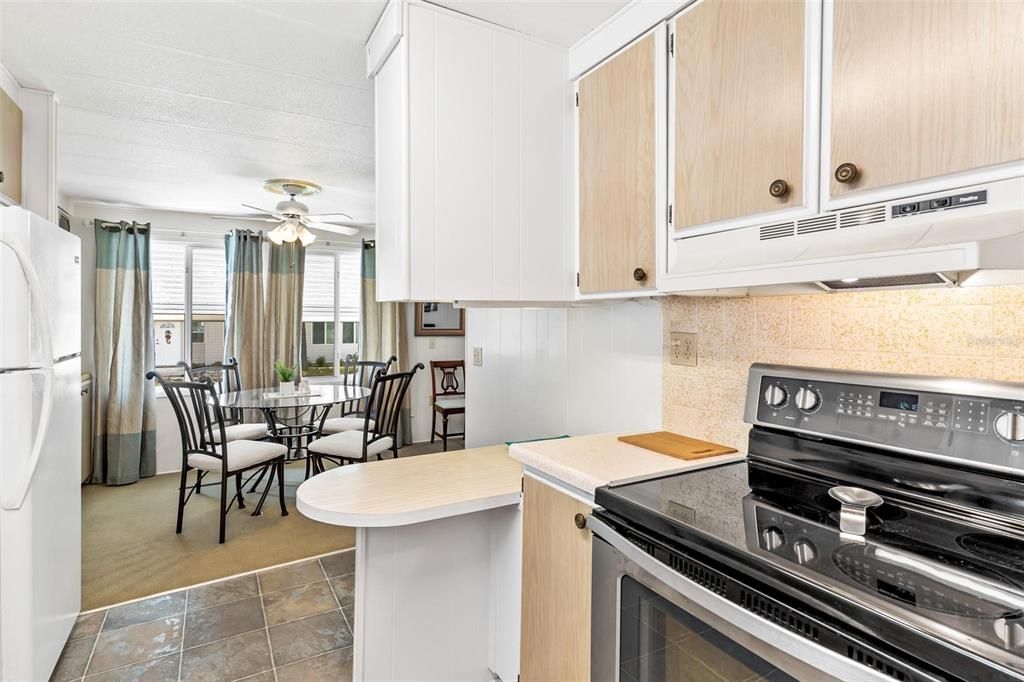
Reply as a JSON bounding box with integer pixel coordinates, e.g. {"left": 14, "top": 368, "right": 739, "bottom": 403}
{"left": 618, "top": 431, "right": 737, "bottom": 461}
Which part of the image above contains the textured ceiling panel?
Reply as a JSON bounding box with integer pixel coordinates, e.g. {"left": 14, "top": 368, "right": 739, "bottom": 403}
{"left": 1, "top": 0, "right": 625, "bottom": 217}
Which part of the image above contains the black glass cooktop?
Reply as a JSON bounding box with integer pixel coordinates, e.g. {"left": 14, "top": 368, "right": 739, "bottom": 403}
{"left": 595, "top": 427, "right": 1024, "bottom": 680}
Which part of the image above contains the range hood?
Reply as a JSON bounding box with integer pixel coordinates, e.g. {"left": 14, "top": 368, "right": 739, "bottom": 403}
{"left": 661, "top": 177, "right": 1024, "bottom": 294}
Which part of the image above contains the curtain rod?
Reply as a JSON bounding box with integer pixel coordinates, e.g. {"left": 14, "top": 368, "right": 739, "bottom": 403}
{"left": 95, "top": 219, "right": 151, "bottom": 233}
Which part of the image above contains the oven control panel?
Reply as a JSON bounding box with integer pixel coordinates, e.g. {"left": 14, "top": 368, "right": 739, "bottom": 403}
{"left": 751, "top": 371, "right": 1024, "bottom": 473}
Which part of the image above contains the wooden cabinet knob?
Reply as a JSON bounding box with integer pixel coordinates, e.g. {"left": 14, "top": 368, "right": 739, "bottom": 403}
{"left": 632, "top": 267, "right": 647, "bottom": 283}
{"left": 574, "top": 513, "right": 587, "bottom": 529}
{"left": 834, "top": 163, "right": 859, "bottom": 184}
{"left": 769, "top": 179, "right": 789, "bottom": 198}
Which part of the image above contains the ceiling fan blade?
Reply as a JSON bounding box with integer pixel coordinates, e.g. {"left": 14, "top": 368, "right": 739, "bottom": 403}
{"left": 210, "top": 214, "right": 279, "bottom": 222}
{"left": 241, "top": 203, "right": 283, "bottom": 219}
{"left": 306, "top": 212, "right": 354, "bottom": 221}
{"left": 301, "top": 217, "right": 359, "bottom": 237}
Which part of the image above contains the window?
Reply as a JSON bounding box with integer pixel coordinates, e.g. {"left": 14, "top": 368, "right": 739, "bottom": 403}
{"left": 151, "top": 240, "right": 226, "bottom": 372}
{"left": 302, "top": 247, "right": 361, "bottom": 377}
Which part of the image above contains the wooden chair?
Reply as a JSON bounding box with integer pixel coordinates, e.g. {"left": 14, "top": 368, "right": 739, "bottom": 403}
{"left": 320, "top": 355, "right": 397, "bottom": 435}
{"left": 430, "top": 360, "right": 465, "bottom": 452}
{"left": 147, "top": 370, "right": 289, "bottom": 544}
{"left": 309, "top": 363, "right": 424, "bottom": 471}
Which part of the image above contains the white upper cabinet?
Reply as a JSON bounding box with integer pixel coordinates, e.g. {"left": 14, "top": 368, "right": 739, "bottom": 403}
{"left": 369, "top": 0, "right": 572, "bottom": 303}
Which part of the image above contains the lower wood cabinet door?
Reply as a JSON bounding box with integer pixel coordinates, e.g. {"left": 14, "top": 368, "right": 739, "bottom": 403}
{"left": 520, "top": 475, "right": 593, "bottom": 682}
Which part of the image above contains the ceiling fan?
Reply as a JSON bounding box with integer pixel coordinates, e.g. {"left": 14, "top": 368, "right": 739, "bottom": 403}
{"left": 212, "top": 179, "right": 373, "bottom": 246}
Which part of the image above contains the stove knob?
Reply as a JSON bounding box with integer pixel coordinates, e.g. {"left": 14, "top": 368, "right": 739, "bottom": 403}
{"left": 793, "top": 539, "right": 818, "bottom": 565}
{"left": 795, "top": 387, "right": 820, "bottom": 412}
{"left": 763, "top": 385, "right": 788, "bottom": 408}
{"left": 994, "top": 411, "right": 1024, "bottom": 442}
{"left": 760, "top": 526, "right": 785, "bottom": 551}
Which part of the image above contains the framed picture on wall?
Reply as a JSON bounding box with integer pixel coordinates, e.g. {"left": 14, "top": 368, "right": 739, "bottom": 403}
{"left": 415, "top": 302, "right": 465, "bottom": 336}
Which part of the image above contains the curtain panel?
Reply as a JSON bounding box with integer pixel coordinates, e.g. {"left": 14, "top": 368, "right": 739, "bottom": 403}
{"left": 92, "top": 220, "right": 156, "bottom": 485}
{"left": 360, "top": 241, "right": 412, "bottom": 444}
{"left": 224, "top": 230, "right": 269, "bottom": 390}
{"left": 265, "top": 242, "right": 305, "bottom": 379}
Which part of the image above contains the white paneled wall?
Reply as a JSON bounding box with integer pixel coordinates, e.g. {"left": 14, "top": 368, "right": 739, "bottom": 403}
{"left": 465, "top": 308, "right": 569, "bottom": 448}
{"left": 566, "top": 299, "right": 662, "bottom": 435}
{"left": 465, "top": 300, "right": 662, "bottom": 448}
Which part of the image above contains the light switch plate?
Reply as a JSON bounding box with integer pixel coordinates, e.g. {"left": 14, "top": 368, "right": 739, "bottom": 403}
{"left": 670, "top": 332, "right": 697, "bottom": 367}
{"left": 472, "top": 347, "right": 484, "bottom": 367}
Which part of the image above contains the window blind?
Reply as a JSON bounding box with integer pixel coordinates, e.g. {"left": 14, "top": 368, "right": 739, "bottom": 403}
{"left": 151, "top": 241, "right": 186, "bottom": 316}
{"left": 191, "top": 246, "right": 226, "bottom": 316}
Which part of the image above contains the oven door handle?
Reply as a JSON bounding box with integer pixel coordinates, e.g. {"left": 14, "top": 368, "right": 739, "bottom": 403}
{"left": 587, "top": 515, "right": 897, "bottom": 682}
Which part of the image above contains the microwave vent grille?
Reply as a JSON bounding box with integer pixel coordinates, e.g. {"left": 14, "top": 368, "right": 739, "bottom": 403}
{"left": 839, "top": 205, "right": 887, "bottom": 229}
{"left": 796, "top": 214, "right": 838, "bottom": 234}
{"left": 759, "top": 222, "right": 795, "bottom": 241}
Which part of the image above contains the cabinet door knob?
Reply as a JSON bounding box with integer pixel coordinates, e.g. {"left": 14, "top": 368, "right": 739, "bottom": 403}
{"left": 574, "top": 513, "right": 587, "bottom": 529}
{"left": 834, "top": 163, "right": 859, "bottom": 184}
{"left": 632, "top": 267, "right": 647, "bottom": 283}
{"left": 0, "top": 171, "right": 5, "bottom": 183}
{"left": 768, "top": 179, "right": 789, "bottom": 198}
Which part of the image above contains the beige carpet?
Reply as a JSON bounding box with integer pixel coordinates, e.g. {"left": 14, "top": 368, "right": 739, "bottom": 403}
{"left": 82, "top": 441, "right": 463, "bottom": 611}
{"left": 82, "top": 462, "right": 355, "bottom": 611}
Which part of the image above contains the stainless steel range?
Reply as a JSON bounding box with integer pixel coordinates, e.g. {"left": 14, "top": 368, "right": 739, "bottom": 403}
{"left": 591, "top": 364, "right": 1024, "bottom": 682}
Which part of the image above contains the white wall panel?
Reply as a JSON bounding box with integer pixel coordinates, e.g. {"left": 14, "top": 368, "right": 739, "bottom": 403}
{"left": 566, "top": 299, "right": 662, "bottom": 435}
{"left": 465, "top": 300, "right": 663, "bottom": 448}
{"left": 376, "top": 41, "right": 411, "bottom": 302}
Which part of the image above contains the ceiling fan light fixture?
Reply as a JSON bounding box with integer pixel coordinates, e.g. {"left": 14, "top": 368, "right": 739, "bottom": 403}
{"left": 297, "top": 224, "right": 316, "bottom": 246}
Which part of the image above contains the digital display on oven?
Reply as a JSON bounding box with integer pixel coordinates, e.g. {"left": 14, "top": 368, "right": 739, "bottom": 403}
{"left": 879, "top": 391, "right": 919, "bottom": 412}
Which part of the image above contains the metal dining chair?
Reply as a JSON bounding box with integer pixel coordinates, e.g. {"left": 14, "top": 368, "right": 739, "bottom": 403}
{"left": 147, "top": 370, "right": 289, "bottom": 544}
{"left": 308, "top": 363, "right": 424, "bottom": 472}
{"left": 320, "top": 355, "right": 397, "bottom": 435}
{"left": 181, "top": 357, "right": 271, "bottom": 443}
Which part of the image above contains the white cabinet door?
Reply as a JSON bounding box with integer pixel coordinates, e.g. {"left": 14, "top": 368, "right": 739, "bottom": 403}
{"left": 403, "top": 4, "right": 571, "bottom": 302}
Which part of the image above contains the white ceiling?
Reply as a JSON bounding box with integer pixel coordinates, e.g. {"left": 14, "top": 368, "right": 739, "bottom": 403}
{"left": 1, "top": 1, "right": 626, "bottom": 220}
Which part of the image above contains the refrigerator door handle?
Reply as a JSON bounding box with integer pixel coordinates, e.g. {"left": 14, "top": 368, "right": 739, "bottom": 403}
{"left": 0, "top": 237, "right": 57, "bottom": 511}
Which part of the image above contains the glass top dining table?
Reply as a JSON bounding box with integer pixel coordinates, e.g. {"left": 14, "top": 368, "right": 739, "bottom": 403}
{"left": 217, "top": 384, "right": 371, "bottom": 410}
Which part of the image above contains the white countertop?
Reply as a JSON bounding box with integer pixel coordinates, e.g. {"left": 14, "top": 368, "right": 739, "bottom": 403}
{"left": 296, "top": 445, "right": 522, "bottom": 528}
{"left": 508, "top": 433, "right": 745, "bottom": 498}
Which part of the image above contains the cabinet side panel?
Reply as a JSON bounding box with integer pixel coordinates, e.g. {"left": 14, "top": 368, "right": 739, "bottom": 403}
{"left": 434, "top": 12, "right": 496, "bottom": 301}
{"left": 675, "top": 0, "right": 805, "bottom": 229}
{"left": 0, "top": 83, "right": 23, "bottom": 205}
{"left": 492, "top": 31, "right": 522, "bottom": 302}
{"left": 520, "top": 475, "right": 593, "bottom": 681}
{"left": 408, "top": 6, "right": 436, "bottom": 300}
{"left": 521, "top": 40, "right": 572, "bottom": 301}
{"left": 829, "top": 0, "right": 1024, "bottom": 197}
{"left": 578, "top": 34, "right": 656, "bottom": 295}
{"left": 374, "top": 41, "right": 410, "bottom": 302}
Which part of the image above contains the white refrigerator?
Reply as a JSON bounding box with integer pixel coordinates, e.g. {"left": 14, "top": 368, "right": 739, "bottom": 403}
{"left": 0, "top": 207, "right": 82, "bottom": 681}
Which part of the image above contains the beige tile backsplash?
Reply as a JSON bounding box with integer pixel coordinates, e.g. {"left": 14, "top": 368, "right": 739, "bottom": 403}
{"left": 662, "top": 285, "right": 1024, "bottom": 452}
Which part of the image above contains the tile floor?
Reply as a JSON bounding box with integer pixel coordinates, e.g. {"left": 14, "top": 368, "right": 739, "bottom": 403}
{"left": 52, "top": 550, "right": 356, "bottom": 682}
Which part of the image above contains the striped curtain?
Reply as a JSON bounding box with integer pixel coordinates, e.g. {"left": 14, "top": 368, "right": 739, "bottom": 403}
{"left": 92, "top": 221, "right": 156, "bottom": 485}
{"left": 266, "top": 242, "right": 305, "bottom": 380}
{"left": 224, "top": 230, "right": 268, "bottom": 390}
{"left": 360, "top": 241, "right": 412, "bottom": 444}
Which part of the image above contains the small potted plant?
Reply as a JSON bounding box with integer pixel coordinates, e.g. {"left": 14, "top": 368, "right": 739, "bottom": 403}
{"left": 273, "top": 360, "right": 297, "bottom": 393}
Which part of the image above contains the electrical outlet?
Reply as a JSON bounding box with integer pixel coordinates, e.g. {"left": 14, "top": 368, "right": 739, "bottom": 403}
{"left": 670, "top": 332, "right": 697, "bottom": 367}
{"left": 472, "top": 347, "right": 484, "bottom": 367}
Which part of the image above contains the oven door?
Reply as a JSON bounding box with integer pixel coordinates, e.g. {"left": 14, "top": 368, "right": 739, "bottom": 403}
{"left": 590, "top": 515, "right": 897, "bottom": 682}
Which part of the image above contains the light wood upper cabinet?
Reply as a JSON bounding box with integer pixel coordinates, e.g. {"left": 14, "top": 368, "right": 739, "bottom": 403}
{"left": 520, "top": 475, "right": 592, "bottom": 682}
{"left": 578, "top": 34, "right": 656, "bottom": 295}
{"left": 828, "top": 0, "right": 1024, "bottom": 200}
{"left": 673, "top": 0, "right": 806, "bottom": 231}
{"left": 0, "top": 87, "right": 23, "bottom": 205}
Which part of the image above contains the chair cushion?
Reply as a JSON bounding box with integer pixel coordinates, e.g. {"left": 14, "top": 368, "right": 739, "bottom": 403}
{"left": 188, "top": 440, "right": 287, "bottom": 473}
{"left": 321, "top": 416, "right": 376, "bottom": 435}
{"left": 211, "top": 422, "right": 269, "bottom": 443}
{"left": 309, "top": 430, "right": 393, "bottom": 461}
{"left": 435, "top": 396, "right": 465, "bottom": 410}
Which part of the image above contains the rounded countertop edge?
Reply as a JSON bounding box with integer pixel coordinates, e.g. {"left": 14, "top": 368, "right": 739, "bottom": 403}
{"left": 296, "top": 490, "right": 523, "bottom": 528}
